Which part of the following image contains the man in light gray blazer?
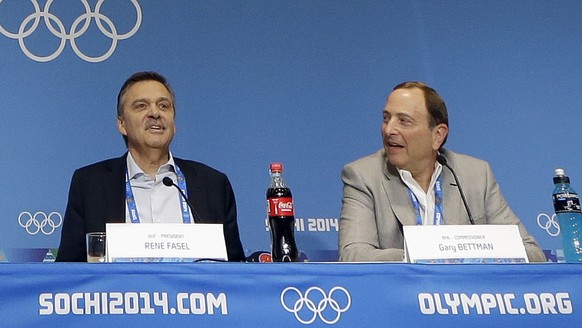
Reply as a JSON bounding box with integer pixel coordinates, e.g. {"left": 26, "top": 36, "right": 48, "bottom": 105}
{"left": 339, "top": 82, "right": 545, "bottom": 262}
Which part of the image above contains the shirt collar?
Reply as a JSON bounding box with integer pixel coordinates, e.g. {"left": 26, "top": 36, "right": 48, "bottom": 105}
{"left": 126, "top": 151, "right": 176, "bottom": 180}
{"left": 398, "top": 161, "right": 443, "bottom": 195}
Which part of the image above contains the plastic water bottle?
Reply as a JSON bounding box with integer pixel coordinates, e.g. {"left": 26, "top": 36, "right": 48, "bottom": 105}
{"left": 266, "top": 163, "right": 298, "bottom": 262}
{"left": 552, "top": 168, "right": 582, "bottom": 262}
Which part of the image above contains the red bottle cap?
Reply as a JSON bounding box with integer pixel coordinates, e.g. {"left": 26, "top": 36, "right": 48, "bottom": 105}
{"left": 270, "top": 162, "right": 283, "bottom": 173}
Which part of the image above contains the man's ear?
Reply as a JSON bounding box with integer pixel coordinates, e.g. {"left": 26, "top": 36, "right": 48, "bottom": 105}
{"left": 117, "top": 116, "right": 127, "bottom": 136}
{"left": 432, "top": 123, "right": 448, "bottom": 150}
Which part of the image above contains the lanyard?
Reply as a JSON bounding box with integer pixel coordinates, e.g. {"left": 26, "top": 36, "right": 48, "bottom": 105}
{"left": 408, "top": 175, "right": 445, "bottom": 225}
{"left": 125, "top": 165, "right": 191, "bottom": 224}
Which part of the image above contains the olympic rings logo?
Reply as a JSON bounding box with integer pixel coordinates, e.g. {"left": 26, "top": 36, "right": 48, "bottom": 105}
{"left": 0, "top": 0, "right": 142, "bottom": 62}
{"left": 18, "top": 211, "right": 62, "bottom": 235}
{"left": 537, "top": 212, "right": 560, "bottom": 237}
{"left": 280, "top": 286, "right": 351, "bottom": 325}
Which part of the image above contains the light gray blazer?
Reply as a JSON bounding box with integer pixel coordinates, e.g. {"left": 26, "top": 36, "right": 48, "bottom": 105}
{"left": 339, "top": 148, "right": 546, "bottom": 262}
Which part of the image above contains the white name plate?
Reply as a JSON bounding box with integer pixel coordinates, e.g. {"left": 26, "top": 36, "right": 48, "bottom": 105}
{"left": 403, "top": 225, "right": 528, "bottom": 264}
{"left": 106, "top": 223, "right": 227, "bottom": 262}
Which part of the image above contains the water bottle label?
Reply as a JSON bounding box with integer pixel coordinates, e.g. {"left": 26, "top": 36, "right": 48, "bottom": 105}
{"left": 553, "top": 193, "right": 582, "bottom": 213}
{"left": 268, "top": 197, "right": 294, "bottom": 217}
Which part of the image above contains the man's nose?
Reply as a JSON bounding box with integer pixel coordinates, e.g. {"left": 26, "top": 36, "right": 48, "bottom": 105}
{"left": 383, "top": 119, "right": 397, "bottom": 135}
{"left": 147, "top": 103, "right": 161, "bottom": 117}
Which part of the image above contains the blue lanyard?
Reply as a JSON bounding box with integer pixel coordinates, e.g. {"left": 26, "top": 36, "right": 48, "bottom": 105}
{"left": 125, "top": 165, "right": 191, "bottom": 224}
{"left": 407, "top": 175, "right": 445, "bottom": 225}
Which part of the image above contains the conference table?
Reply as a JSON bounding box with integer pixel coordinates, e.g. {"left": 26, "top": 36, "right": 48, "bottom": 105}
{"left": 0, "top": 262, "right": 579, "bottom": 327}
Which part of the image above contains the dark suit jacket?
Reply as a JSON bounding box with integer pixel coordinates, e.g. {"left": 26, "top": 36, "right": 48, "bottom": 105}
{"left": 55, "top": 154, "right": 245, "bottom": 262}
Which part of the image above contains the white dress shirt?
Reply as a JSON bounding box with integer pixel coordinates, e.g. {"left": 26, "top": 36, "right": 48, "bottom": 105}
{"left": 125, "top": 152, "right": 193, "bottom": 223}
{"left": 398, "top": 162, "right": 443, "bottom": 225}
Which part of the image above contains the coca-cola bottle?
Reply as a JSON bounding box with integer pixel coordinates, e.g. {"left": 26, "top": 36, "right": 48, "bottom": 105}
{"left": 267, "top": 162, "right": 298, "bottom": 262}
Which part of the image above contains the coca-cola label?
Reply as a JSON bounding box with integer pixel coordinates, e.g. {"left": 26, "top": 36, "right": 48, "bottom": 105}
{"left": 553, "top": 193, "right": 582, "bottom": 213}
{"left": 268, "top": 197, "right": 294, "bottom": 217}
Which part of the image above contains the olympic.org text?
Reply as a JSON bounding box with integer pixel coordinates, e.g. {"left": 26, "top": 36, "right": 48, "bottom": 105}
{"left": 418, "top": 292, "right": 572, "bottom": 315}
{"left": 39, "top": 291, "right": 227, "bottom": 316}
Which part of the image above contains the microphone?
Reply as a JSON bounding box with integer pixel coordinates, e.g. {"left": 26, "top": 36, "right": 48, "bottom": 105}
{"left": 162, "top": 176, "right": 202, "bottom": 223}
{"left": 437, "top": 154, "right": 475, "bottom": 225}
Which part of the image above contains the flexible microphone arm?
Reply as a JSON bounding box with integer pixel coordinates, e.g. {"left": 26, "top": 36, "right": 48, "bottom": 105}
{"left": 437, "top": 154, "right": 475, "bottom": 225}
{"left": 162, "top": 177, "right": 202, "bottom": 223}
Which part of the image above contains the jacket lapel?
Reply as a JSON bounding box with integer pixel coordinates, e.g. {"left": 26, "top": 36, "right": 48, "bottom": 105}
{"left": 174, "top": 158, "right": 205, "bottom": 223}
{"left": 104, "top": 154, "right": 127, "bottom": 223}
{"left": 382, "top": 164, "right": 417, "bottom": 226}
{"left": 441, "top": 162, "right": 466, "bottom": 225}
